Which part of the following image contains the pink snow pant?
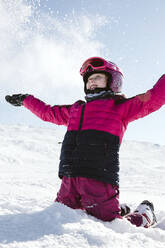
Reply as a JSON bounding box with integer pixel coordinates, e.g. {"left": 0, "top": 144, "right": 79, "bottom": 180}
{"left": 55, "top": 176, "right": 121, "bottom": 221}
{"left": 55, "top": 176, "right": 145, "bottom": 227}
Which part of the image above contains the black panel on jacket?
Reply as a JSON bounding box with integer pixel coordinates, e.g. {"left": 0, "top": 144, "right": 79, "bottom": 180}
{"left": 59, "top": 129, "right": 120, "bottom": 186}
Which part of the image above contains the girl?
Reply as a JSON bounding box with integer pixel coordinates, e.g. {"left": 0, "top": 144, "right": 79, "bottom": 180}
{"left": 6, "top": 57, "right": 165, "bottom": 228}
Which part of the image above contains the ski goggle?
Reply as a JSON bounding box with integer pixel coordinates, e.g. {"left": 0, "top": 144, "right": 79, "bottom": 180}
{"left": 80, "top": 57, "right": 108, "bottom": 76}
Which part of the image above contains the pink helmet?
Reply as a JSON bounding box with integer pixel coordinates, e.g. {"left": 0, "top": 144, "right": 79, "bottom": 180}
{"left": 80, "top": 57, "right": 123, "bottom": 93}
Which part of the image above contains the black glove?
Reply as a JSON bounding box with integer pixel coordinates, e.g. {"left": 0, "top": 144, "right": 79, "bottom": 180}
{"left": 5, "top": 94, "right": 29, "bottom": 106}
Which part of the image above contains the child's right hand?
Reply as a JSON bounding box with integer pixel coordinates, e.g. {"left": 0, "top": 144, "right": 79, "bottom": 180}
{"left": 5, "top": 94, "right": 29, "bottom": 107}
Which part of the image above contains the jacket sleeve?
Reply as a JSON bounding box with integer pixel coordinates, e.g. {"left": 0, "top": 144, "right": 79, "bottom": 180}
{"left": 23, "top": 95, "right": 71, "bottom": 126}
{"left": 123, "top": 74, "right": 165, "bottom": 123}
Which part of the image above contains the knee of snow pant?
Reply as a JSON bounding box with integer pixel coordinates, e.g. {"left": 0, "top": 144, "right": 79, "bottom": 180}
{"left": 85, "top": 199, "right": 122, "bottom": 221}
{"left": 55, "top": 177, "right": 83, "bottom": 209}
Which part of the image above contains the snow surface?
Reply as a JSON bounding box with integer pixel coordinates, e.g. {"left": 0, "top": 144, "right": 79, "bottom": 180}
{"left": 0, "top": 124, "right": 165, "bottom": 248}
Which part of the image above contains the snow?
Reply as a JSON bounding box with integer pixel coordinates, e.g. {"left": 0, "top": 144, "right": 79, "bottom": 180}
{"left": 0, "top": 124, "right": 165, "bottom": 248}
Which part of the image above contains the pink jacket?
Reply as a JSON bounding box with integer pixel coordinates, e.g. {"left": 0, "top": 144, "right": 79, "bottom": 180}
{"left": 23, "top": 74, "right": 165, "bottom": 143}
{"left": 23, "top": 75, "right": 165, "bottom": 185}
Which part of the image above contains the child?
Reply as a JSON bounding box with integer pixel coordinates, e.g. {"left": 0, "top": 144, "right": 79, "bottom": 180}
{"left": 5, "top": 57, "right": 165, "bottom": 228}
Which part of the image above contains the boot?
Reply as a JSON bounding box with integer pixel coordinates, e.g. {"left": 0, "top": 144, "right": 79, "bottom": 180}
{"left": 134, "top": 200, "right": 157, "bottom": 227}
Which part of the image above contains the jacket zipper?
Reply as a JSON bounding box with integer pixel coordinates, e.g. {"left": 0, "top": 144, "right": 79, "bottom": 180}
{"left": 78, "top": 103, "right": 85, "bottom": 131}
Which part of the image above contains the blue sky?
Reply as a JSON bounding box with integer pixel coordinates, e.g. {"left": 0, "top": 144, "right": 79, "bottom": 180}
{"left": 1, "top": 0, "right": 165, "bottom": 145}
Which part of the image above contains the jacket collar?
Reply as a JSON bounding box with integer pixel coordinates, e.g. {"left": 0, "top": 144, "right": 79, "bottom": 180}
{"left": 85, "top": 90, "right": 115, "bottom": 102}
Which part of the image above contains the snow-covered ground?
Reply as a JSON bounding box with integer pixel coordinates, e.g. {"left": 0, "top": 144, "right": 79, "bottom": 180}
{"left": 0, "top": 124, "right": 165, "bottom": 248}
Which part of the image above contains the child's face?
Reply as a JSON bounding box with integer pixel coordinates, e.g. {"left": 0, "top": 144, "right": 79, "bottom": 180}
{"left": 86, "top": 73, "right": 108, "bottom": 90}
